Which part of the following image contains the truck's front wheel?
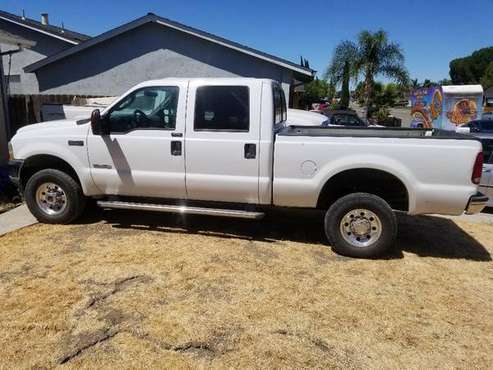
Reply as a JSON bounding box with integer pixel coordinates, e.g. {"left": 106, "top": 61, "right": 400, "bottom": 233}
{"left": 324, "top": 193, "right": 397, "bottom": 258}
{"left": 24, "top": 169, "right": 86, "bottom": 224}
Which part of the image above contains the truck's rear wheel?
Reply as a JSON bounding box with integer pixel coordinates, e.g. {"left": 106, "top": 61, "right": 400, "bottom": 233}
{"left": 324, "top": 193, "right": 397, "bottom": 258}
{"left": 24, "top": 169, "right": 86, "bottom": 224}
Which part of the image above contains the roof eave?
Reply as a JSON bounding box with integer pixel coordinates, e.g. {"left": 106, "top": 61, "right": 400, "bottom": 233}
{"left": 0, "top": 15, "right": 80, "bottom": 45}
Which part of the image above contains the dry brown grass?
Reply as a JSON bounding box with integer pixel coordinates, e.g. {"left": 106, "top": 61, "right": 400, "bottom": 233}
{"left": 0, "top": 209, "right": 492, "bottom": 369}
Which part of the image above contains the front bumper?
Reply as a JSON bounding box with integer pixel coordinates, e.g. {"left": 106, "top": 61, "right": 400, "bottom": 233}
{"left": 7, "top": 159, "right": 23, "bottom": 189}
{"left": 465, "top": 192, "right": 488, "bottom": 215}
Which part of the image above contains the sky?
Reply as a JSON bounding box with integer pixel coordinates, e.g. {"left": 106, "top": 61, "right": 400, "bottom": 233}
{"left": 1, "top": 0, "right": 493, "bottom": 83}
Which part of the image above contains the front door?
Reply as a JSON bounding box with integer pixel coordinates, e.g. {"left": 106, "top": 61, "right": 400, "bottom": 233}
{"left": 87, "top": 83, "right": 187, "bottom": 198}
{"left": 184, "top": 81, "right": 260, "bottom": 204}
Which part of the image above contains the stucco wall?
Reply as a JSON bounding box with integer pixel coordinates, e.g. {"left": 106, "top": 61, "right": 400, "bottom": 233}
{"left": 34, "top": 22, "right": 293, "bottom": 100}
{"left": 0, "top": 19, "right": 71, "bottom": 95}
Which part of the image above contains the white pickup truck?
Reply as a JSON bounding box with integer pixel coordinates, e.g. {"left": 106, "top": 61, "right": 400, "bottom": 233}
{"left": 8, "top": 78, "right": 487, "bottom": 258}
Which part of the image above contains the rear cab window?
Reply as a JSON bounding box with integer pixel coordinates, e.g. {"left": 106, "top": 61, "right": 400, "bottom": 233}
{"left": 194, "top": 86, "right": 250, "bottom": 132}
{"left": 273, "top": 85, "right": 287, "bottom": 124}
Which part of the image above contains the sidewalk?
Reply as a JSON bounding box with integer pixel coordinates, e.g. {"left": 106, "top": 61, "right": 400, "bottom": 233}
{"left": 0, "top": 204, "right": 37, "bottom": 236}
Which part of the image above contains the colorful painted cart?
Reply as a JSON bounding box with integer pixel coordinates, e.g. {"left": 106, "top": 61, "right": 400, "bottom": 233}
{"left": 410, "top": 85, "right": 483, "bottom": 130}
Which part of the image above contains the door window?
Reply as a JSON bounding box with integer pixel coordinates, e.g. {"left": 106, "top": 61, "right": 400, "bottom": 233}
{"left": 106, "top": 86, "right": 179, "bottom": 133}
{"left": 194, "top": 86, "right": 249, "bottom": 131}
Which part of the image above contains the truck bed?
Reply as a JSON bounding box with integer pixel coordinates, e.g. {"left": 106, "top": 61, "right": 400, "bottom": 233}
{"left": 277, "top": 126, "right": 477, "bottom": 140}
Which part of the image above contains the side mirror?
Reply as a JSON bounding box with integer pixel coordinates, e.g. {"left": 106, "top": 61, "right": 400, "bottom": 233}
{"left": 91, "top": 109, "right": 101, "bottom": 135}
{"left": 91, "top": 109, "right": 109, "bottom": 135}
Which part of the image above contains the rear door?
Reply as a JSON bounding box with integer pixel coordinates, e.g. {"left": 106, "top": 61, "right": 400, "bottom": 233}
{"left": 184, "top": 80, "right": 260, "bottom": 204}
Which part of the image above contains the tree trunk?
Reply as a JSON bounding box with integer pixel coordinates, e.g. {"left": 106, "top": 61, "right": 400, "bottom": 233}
{"left": 364, "top": 71, "right": 373, "bottom": 119}
{"left": 340, "top": 61, "right": 350, "bottom": 109}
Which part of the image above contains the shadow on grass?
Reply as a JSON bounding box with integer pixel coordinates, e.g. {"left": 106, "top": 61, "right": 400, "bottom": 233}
{"left": 77, "top": 208, "right": 491, "bottom": 262}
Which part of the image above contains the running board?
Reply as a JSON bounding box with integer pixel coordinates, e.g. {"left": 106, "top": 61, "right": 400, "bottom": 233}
{"left": 97, "top": 201, "right": 265, "bottom": 219}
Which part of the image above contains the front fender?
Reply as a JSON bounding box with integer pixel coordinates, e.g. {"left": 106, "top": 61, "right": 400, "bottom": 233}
{"left": 13, "top": 137, "right": 98, "bottom": 196}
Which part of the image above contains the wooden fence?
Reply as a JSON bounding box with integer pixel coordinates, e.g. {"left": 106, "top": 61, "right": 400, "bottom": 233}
{"left": 8, "top": 94, "right": 100, "bottom": 137}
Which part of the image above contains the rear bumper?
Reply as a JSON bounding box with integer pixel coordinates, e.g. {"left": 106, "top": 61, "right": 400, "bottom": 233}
{"left": 7, "top": 159, "right": 23, "bottom": 189}
{"left": 465, "top": 192, "right": 488, "bottom": 215}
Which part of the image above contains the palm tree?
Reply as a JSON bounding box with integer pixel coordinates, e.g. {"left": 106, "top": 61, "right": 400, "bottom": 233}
{"left": 326, "top": 30, "right": 408, "bottom": 117}
{"left": 355, "top": 30, "right": 408, "bottom": 117}
{"left": 326, "top": 41, "right": 358, "bottom": 109}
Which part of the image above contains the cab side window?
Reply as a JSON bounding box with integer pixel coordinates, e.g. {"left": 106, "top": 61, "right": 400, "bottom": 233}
{"left": 107, "top": 86, "right": 179, "bottom": 133}
{"left": 194, "top": 86, "right": 249, "bottom": 131}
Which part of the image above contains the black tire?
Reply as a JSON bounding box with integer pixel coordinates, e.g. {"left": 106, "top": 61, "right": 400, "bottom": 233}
{"left": 24, "top": 169, "right": 86, "bottom": 224}
{"left": 324, "top": 192, "right": 397, "bottom": 258}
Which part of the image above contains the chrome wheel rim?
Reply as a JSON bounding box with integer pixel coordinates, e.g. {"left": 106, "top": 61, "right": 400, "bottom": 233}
{"left": 35, "top": 182, "right": 67, "bottom": 216}
{"left": 339, "top": 208, "right": 382, "bottom": 248}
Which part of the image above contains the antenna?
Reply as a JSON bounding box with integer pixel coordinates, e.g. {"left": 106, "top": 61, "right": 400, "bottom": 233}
{"left": 21, "top": 9, "right": 26, "bottom": 20}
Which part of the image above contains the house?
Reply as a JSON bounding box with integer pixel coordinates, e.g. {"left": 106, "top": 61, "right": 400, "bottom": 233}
{"left": 0, "top": 10, "right": 89, "bottom": 95}
{"left": 0, "top": 28, "right": 35, "bottom": 164}
{"left": 23, "top": 13, "right": 315, "bottom": 103}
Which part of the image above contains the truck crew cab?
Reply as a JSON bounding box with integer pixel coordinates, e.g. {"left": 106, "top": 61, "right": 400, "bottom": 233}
{"left": 8, "top": 78, "right": 487, "bottom": 258}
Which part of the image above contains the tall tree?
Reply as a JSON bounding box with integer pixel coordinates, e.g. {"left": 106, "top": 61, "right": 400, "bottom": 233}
{"left": 449, "top": 47, "right": 493, "bottom": 84}
{"left": 355, "top": 30, "right": 408, "bottom": 117}
{"left": 339, "top": 61, "right": 351, "bottom": 108}
{"left": 481, "top": 62, "right": 493, "bottom": 90}
{"left": 437, "top": 78, "right": 452, "bottom": 86}
{"left": 326, "top": 41, "right": 358, "bottom": 109}
{"left": 300, "top": 78, "right": 330, "bottom": 109}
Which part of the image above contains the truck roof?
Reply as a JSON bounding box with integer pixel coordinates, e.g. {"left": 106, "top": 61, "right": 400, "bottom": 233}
{"left": 133, "top": 77, "right": 279, "bottom": 89}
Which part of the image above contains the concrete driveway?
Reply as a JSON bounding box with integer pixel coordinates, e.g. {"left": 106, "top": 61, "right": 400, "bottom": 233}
{"left": 0, "top": 204, "right": 37, "bottom": 236}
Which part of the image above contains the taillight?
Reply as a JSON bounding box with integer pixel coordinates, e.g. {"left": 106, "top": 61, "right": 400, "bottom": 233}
{"left": 472, "top": 152, "right": 483, "bottom": 184}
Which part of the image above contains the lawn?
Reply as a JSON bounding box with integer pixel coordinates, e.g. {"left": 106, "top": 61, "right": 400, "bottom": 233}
{"left": 0, "top": 210, "right": 492, "bottom": 368}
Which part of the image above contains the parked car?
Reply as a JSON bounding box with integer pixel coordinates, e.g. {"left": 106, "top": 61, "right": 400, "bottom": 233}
{"left": 8, "top": 78, "right": 487, "bottom": 258}
{"left": 482, "top": 112, "right": 493, "bottom": 120}
{"left": 460, "top": 119, "right": 493, "bottom": 133}
{"left": 286, "top": 109, "right": 329, "bottom": 126}
{"left": 322, "top": 110, "right": 367, "bottom": 127}
{"left": 474, "top": 133, "right": 493, "bottom": 207}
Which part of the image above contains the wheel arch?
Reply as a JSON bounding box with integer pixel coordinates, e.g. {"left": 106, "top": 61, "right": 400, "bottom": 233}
{"left": 316, "top": 167, "right": 410, "bottom": 212}
{"left": 19, "top": 154, "right": 82, "bottom": 192}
